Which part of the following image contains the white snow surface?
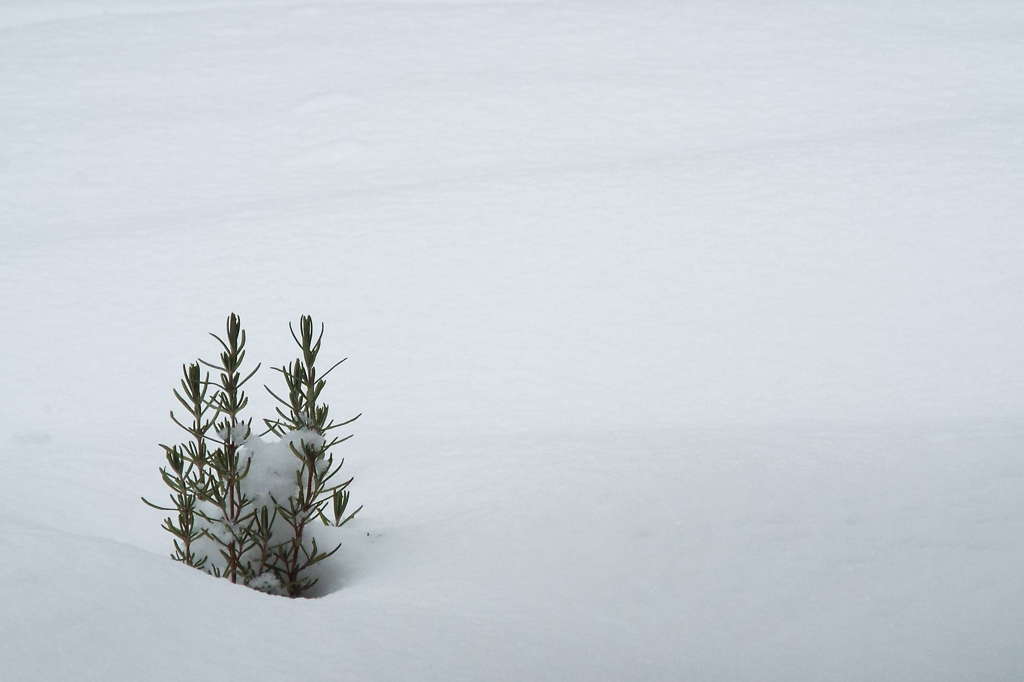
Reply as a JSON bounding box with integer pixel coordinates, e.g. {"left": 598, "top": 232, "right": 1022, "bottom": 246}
{"left": 2, "top": 0, "right": 1024, "bottom": 680}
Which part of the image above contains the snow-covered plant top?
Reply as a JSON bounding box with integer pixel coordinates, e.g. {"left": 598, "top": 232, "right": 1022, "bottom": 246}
{"left": 143, "top": 314, "right": 361, "bottom": 598}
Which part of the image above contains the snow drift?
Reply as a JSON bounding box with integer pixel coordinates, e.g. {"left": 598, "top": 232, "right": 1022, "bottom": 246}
{"left": 2, "top": 0, "right": 1024, "bottom": 679}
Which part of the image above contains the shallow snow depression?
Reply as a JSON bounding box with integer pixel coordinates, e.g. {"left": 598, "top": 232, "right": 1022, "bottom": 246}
{"left": 2, "top": 0, "right": 1024, "bottom": 680}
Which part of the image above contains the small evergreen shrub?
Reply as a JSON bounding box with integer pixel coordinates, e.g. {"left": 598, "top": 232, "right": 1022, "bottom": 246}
{"left": 143, "top": 313, "right": 361, "bottom": 597}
